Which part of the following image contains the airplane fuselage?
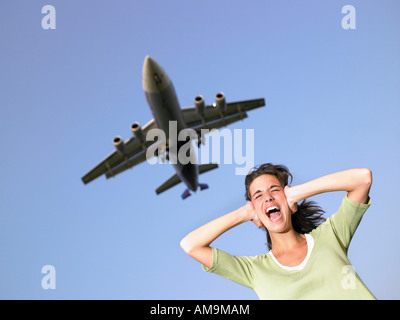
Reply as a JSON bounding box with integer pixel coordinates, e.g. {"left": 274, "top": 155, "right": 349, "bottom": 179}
{"left": 81, "top": 55, "right": 265, "bottom": 197}
{"left": 142, "top": 56, "right": 198, "bottom": 192}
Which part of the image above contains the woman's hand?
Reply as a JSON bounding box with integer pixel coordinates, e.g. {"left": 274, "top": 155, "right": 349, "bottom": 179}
{"left": 181, "top": 201, "right": 263, "bottom": 268}
{"left": 284, "top": 185, "right": 298, "bottom": 214}
{"left": 242, "top": 202, "right": 263, "bottom": 228}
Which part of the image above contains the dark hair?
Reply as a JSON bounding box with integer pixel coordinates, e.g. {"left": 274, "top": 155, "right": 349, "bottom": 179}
{"left": 245, "top": 163, "right": 325, "bottom": 250}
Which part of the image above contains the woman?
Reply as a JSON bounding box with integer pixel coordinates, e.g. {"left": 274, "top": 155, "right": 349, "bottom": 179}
{"left": 180, "top": 163, "right": 375, "bottom": 299}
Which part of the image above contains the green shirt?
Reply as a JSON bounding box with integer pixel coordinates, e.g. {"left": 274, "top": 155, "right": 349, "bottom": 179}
{"left": 202, "top": 194, "right": 375, "bottom": 300}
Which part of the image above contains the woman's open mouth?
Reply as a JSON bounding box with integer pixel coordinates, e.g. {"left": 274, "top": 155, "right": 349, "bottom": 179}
{"left": 265, "top": 206, "right": 282, "bottom": 223}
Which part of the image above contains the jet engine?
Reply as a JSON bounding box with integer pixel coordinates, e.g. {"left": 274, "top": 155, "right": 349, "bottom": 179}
{"left": 194, "top": 95, "right": 205, "bottom": 119}
{"left": 215, "top": 92, "right": 226, "bottom": 114}
{"left": 131, "top": 122, "right": 145, "bottom": 144}
{"left": 113, "top": 136, "right": 126, "bottom": 156}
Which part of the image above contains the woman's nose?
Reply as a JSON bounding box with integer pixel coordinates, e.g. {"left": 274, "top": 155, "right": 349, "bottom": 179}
{"left": 264, "top": 194, "right": 274, "bottom": 202}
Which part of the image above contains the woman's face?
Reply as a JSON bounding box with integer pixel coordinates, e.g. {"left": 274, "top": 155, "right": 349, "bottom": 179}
{"left": 249, "top": 174, "right": 293, "bottom": 234}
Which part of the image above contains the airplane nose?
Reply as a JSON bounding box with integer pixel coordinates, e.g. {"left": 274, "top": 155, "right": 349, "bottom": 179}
{"left": 142, "top": 55, "right": 155, "bottom": 81}
{"left": 142, "top": 55, "right": 170, "bottom": 93}
{"left": 143, "top": 55, "right": 155, "bottom": 72}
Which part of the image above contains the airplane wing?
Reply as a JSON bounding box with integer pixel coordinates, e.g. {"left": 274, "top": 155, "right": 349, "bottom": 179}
{"left": 181, "top": 98, "right": 265, "bottom": 133}
{"left": 82, "top": 98, "right": 265, "bottom": 185}
{"left": 81, "top": 119, "right": 158, "bottom": 184}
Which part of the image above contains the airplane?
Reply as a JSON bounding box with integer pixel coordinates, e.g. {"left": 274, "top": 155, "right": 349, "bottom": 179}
{"left": 81, "top": 56, "right": 265, "bottom": 199}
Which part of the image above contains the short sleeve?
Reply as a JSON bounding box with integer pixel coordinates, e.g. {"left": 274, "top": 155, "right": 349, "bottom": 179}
{"left": 201, "top": 247, "right": 255, "bottom": 289}
{"left": 328, "top": 193, "right": 371, "bottom": 251}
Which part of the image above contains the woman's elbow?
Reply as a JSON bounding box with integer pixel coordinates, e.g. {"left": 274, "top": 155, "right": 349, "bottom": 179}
{"left": 180, "top": 237, "right": 193, "bottom": 255}
{"left": 347, "top": 168, "right": 372, "bottom": 204}
{"left": 359, "top": 168, "right": 373, "bottom": 188}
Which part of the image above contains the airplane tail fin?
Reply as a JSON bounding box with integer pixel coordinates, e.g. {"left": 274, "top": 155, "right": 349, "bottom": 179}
{"left": 181, "top": 189, "right": 191, "bottom": 199}
{"left": 198, "top": 183, "right": 209, "bottom": 191}
{"left": 191, "top": 164, "right": 218, "bottom": 197}
{"left": 181, "top": 183, "right": 208, "bottom": 200}
{"left": 156, "top": 173, "right": 181, "bottom": 195}
{"left": 198, "top": 163, "right": 219, "bottom": 175}
{"left": 156, "top": 163, "right": 219, "bottom": 199}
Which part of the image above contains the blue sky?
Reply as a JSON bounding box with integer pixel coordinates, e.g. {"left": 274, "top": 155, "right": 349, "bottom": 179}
{"left": 1, "top": 0, "right": 399, "bottom": 299}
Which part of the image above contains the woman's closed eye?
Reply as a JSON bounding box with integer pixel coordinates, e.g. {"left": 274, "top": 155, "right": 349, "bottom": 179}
{"left": 254, "top": 188, "right": 279, "bottom": 200}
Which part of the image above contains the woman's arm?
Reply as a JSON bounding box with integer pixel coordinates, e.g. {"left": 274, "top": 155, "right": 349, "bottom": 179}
{"left": 285, "top": 168, "right": 372, "bottom": 211}
{"left": 180, "top": 202, "right": 260, "bottom": 269}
